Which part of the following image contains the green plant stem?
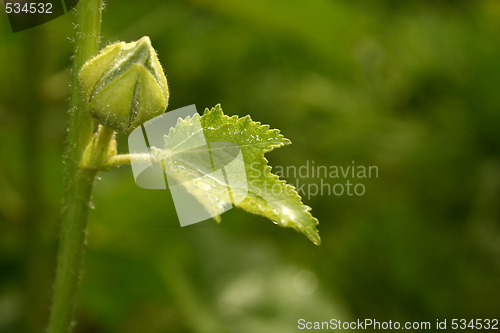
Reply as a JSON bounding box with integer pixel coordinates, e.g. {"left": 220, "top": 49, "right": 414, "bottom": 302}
{"left": 106, "top": 153, "right": 152, "bottom": 167}
{"left": 80, "top": 124, "right": 116, "bottom": 169}
{"left": 93, "top": 125, "right": 115, "bottom": 161}
{"left": 48, "top": 1, "right": 103, "bottom": 332}
{"left": 47, "top": 169, "right": 97, "bottom": 333}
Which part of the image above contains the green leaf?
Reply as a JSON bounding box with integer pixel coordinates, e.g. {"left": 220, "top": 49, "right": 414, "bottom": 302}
{"left": 158, "top": 104, "right": 320, "bottom": 245}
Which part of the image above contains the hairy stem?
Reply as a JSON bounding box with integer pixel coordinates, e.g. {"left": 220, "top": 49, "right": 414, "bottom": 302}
{"left": 47, "top": 1, "right": 103, "bottom": 332}
{"left": 47, "top": 169, "right": 97, "bottom": 333}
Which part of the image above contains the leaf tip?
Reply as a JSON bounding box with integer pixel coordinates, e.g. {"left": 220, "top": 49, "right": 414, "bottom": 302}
{"left": 309, "top": 232, "right": 321, "bottom": 246}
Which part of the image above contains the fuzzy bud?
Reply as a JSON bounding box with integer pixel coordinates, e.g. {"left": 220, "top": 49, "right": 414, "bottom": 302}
{"left": 79, "top": 36, "right": 169, "bottom": 133}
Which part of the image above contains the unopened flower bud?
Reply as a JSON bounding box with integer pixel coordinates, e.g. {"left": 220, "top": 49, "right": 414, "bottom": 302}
{"left": 79, "top": 36, "right": 169, "bottom": 133}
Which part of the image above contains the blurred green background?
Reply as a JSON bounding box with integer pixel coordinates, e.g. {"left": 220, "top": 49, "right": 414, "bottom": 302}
{"left": 1, "top": 0, "right": 500, "bottom": 332}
